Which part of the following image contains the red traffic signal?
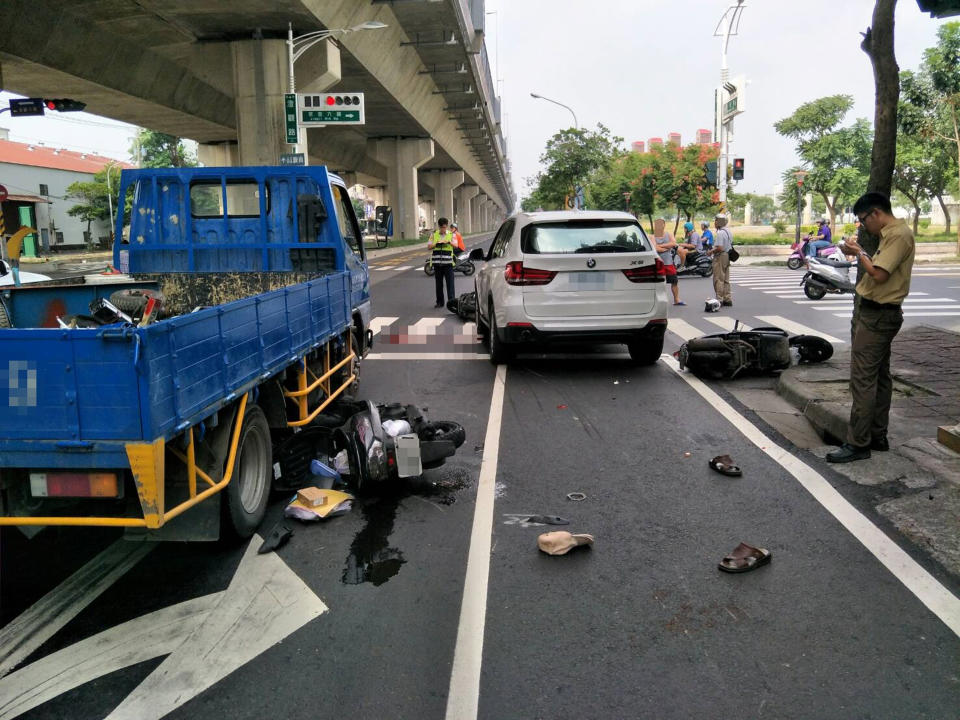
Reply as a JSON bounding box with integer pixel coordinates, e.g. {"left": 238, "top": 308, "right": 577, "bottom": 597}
{"left": 732, "top": 158, "right": 745, "bottom": 181}
{"left": 44, "top": 98, "right": 87, "bottom": 113}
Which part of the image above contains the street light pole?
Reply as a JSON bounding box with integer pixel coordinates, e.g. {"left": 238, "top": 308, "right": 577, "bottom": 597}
{"left": 714, "top": 0, "right": 745, "bottom": 213}
{"left": 793, "top": 170, "right": 808, "bottom": 243}
{"left": 529, "top": 93, "right": 578, "bottom": 130}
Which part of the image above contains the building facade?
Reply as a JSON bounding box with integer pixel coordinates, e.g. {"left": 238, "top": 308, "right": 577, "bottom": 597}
{"left": 0, "top": 131, "right": 132, "bottom": 254}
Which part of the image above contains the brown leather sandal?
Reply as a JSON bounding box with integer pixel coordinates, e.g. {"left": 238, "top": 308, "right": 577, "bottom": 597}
{"left": 709, "top": 454, "right": 742, "bottom": 477}
{"left": 718, "top": 542, "right": 771, "bottom": 573}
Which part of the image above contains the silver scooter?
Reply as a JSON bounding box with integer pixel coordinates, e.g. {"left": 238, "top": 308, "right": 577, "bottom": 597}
{"left": 800, "top": 256, "right": 858, "bottom": 300}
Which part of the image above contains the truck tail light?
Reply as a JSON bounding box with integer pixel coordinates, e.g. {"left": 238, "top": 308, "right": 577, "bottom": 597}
{"left": 30, "top": 472, "right": 120, "bottom": 498}
{"left": 622, "top": 258, "right": 666, "bottom": 283}
{"left": 504, "top": 262, "right": 556, "bottom": 286}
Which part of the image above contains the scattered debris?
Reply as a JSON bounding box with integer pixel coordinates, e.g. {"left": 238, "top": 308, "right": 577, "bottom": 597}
{"left": 524, "top": 515, "right": 569, "bottom": 526}
{"left": 284, "top": 489, "right": 353, "bottom": 521}
{"left": 565, "top": 492, "right": 587, "bottom": 502}
{"left": 538, "top": 531, "right": 594, "bottom": 556}
{"left": 708, "top": 454, "right": 742, "bottom": 477}
{"left": 257, "top": 522, "right": 293, "bottom": 554}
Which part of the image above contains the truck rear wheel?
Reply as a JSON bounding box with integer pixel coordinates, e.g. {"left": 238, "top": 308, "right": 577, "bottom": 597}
{"left": 223, "top": 404, "right": 271, "bottom": 539}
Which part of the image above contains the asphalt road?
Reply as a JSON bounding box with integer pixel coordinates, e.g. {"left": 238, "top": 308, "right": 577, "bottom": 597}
{"left": 2, "top": 238, "right": 959, "bottom": 719}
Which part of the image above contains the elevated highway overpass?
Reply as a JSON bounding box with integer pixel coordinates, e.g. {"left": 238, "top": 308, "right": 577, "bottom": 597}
{"left": 0, "top": 0, "right": 513, "bottom": 238}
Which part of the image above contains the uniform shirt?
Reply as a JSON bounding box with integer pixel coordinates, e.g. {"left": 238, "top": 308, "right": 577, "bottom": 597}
{"left": 429, "top": 230, "right": 456, "bottom": 264}
{"left": 654, "top": 233, "right": 675, "bottom": 266}
{"left": 856, "top": 218, "right": 915, "bottom": 305}
{"left": 714, "top": 227, "right": 733, "bottom": 252}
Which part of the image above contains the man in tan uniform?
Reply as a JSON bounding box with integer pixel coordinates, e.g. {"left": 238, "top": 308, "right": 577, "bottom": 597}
{"left": 827, "top": 192, "right": 915, "bottom": 463}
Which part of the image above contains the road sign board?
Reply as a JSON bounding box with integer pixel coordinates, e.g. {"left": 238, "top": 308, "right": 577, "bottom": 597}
{"left": 279, "top": 153, "right": 305, "bottom": 166}
{"left": 9, "top": 98, "right": 46, "bottom": 117}
{"left": 720, "top": 75, "right": 746, "bottom": 124}
{"left": 284, "top": 93, "right": 299, "bottom": 145}
{"left": 298, "top": 92, "right": 365, "bottom": 126}
{"left": 0, "top": 184, "right": 7, "bottom": 202}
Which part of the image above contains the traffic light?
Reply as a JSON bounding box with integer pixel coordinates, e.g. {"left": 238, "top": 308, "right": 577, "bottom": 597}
{"left": 705, "top": 160, "right": 718, "bottom": 186}
{"left": 733, "top": 158, "right": 745, "bottom": 181}
{"left": 44, "top": 98, "right": 87, "bottom": 112}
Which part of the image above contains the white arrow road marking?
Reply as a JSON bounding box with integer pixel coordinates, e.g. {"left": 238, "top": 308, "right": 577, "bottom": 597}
{"left": 0, "top": 594, "right": 219, "bottom": 719}
{"left": 370, "top": 316, "right": 399, "bottom": 335}
{"left": 105, "top": 535, "right": 327, "bottom": 720}
{"left": 0, "top": 535, "right": 326, "bottom": 720}
{"left": 0, "top": 539, "right": 154, "bottom": 678}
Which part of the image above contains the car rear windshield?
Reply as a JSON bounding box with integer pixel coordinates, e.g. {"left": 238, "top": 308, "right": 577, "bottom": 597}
{"left": 520, "top": 221, "right": 651, "bottom": 254}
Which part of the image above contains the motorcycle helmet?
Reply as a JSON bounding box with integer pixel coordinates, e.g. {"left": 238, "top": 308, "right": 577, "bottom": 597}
{"left": 700, "top": 221, "right": 709, "bottom": 229}
{"left": 684, "top": 221, "right": 694, "bottom": 232}
{"left": 704, "top": 298, "right": 722, "bottom": 313}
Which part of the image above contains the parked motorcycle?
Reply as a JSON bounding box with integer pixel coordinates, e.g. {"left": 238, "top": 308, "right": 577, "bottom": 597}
{"left": 800, "top": 256, "right": 857, "bottom": 300}
{"left": 424, "top": 252, "right": 476, "bottom": 277}
{"left": 786, "top": 235, "right": 847, "bottom": 270}
{"left": 672, "top": 247, "right": 714, "bottom": 278}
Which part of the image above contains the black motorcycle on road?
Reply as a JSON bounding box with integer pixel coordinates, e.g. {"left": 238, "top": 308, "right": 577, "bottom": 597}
{"left": 672, "top": 248, "right": 713, "bottom": 278}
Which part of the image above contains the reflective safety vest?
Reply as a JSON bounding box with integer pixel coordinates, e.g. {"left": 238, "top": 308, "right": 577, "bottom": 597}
{"left": 429, "top": 230, "right": 456, "bottom": 265}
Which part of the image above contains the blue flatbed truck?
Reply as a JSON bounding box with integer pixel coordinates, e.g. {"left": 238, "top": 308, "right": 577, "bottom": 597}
{"left": 0, "top": 165, "right": 372, "bottom": 540}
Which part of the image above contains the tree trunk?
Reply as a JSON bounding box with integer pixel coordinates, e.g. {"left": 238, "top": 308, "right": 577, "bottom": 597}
{"left": 859, "top": 0, "right": 899, "bottom": 280}
{"left": 861, "top": 0, "right": 899, "bottom": 198}
{"left": 912, "top": 203, "right": 920, "bottom": 236}
{"left": 673, "top": 208, "right": 681, "bottom": 236}
{"left": 936, "top": 194, "right": 952, "bottom": 235}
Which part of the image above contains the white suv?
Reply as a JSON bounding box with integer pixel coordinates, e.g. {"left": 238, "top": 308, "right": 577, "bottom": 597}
{"left": 469, "top": 210, "right": 669, "bottom": 365}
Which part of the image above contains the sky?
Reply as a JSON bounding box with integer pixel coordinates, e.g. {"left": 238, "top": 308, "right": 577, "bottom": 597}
{"left": 0, "top": 1, "right": 954, "bottom": 204}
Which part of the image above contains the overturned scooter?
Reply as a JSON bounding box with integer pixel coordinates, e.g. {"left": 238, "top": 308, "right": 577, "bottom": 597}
{"left": 272, "top": 400, "right": 465, "bottom": 492}
{"left": 677, "top": 322, "right": 833, "bottom": 380}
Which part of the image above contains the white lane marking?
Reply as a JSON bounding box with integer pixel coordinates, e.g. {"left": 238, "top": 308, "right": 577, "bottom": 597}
{"left": 0, "top": 539, "right": 153, "bottom": 678}
{"left": 393, "top": 265, "right": 414, "bottom": 271}
{"left": 0, "top": 594, "right": 219, "bottom": 719}
{"left": 366, "top": 353, "right": 489, "bottom": 360}
{"left": 662, "top": 355, "right": 960, "bottom": 638}
{"left": 666, "top": 318, "right": 706, "bottom": 341}
{"left": 370, "top": 316, "right": 399, "bottom": 335}
{"left": 755, "top": 315, "right": 845, "bottom": 344}
{"left": 813, "top": 304, "right": 958, "bottom": 312}
{"left": 106, "top": 535, "right": 327, "bottom": 720}
{"left": 445, "top": 365, "right": 507, "bottom": 720}
{"left": 703, "top": 316, "right": 752, "bottom": 331}
{"left": 793, "top": 299, "right": 853, "bottom": 304}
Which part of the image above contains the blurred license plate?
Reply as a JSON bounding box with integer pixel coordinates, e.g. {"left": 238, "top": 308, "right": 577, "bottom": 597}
{"left": 569, "top": 271, "right": 612, "bottom": 289}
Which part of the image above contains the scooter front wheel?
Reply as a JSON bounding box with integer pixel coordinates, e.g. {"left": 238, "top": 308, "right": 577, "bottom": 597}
{"left": 787, "top": 257, "right": 803, "bottom": 270}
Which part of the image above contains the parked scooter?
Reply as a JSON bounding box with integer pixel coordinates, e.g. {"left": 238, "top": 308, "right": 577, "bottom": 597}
{"left": 672, "top": 247, "right": 714, "bottom": 278}
{"left": 424, "top": 252, "right": 476, "bottom": 277}
{"left": 787, "top": 235, "right": 847, "bottom": 270}
{"left": 800, "top": 255, "right": 857, "bottom": 300}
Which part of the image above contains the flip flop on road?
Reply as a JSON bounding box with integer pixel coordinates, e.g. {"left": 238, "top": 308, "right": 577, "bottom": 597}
{"left": 718, "top": 542, "right": 771, "bottom": 573}
{"left": 709, "top": 454, "right": 742, "bottom": 477}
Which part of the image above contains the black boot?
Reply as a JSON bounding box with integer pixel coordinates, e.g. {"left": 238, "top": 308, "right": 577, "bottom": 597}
{"left": 826, "top": 443, "right": 871, "bottom": 463}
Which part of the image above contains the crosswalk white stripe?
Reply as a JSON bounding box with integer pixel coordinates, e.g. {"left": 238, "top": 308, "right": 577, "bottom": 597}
{"left": 792, "top": 299, "right": 853, "bottom": 304}
{"left": 666, "top": 318, "right": 707, "bottom": 341}
{"left": 366, "top": 353, "right": 489, "bottom": 360}
{"left": 812, "top": 301, "right": 957, "bottom": 311}
{"left": 755, "top": 315, "right": 845, "bottom": 344}
{"left": 703, "top": 316, "right": 752, "bottom": 331}
{"left": 393, "top": 265, "right": 414, "bottom": 271}
{"left": 370, "top": 317, "right": 399, "bottom": 335}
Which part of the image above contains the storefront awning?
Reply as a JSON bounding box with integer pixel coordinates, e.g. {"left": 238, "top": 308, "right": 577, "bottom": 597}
{"left": 3, "top": 194, "right": 50, "bottom": 204}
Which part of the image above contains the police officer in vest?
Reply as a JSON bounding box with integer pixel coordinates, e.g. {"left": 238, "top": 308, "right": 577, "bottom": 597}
{"left": 428, "top": 216, "right": 457, "bottom": 308}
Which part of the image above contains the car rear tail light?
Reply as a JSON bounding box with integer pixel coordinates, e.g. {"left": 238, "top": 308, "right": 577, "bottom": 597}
{"left": 30, "top": 472, "right": 120, "bottom": 498}
{"left": 622, "top": 258, "right": 665, "bottom": 283}
{"left": 504, "top": 261, "right": 556, "bottom": 286}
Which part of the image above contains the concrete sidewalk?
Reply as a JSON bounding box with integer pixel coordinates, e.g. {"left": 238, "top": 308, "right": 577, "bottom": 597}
{"left": 776, "top": 326, "right": 960, "bottom": 578}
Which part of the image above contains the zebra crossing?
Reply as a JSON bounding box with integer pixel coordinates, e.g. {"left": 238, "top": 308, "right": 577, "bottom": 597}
{"left": 364, "top": 310, "right": 844, "bottom": 360}
{"left": 729, "top": 267, "right": 960, "bottom": 317}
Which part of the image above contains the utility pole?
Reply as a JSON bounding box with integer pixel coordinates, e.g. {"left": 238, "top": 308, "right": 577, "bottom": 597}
{"left": 714, "top": 0, "right": 746, "bottom": 214}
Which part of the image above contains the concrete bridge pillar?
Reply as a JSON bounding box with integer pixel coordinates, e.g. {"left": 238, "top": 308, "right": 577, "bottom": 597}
{"left": 367, "top": 138, "right": 435, "bottom": 241}
{"left": 456, "top": 185, "right": 480, "bottom": 234}
{"left": 197, "top": 142, "right": 239, "bottom": 167}
{"left": 803, "top": 193, "right": 813, "bottom": 225}
{"left": 744, "top": 201, "right": 752, "bottom": 226}
{"left": 472, "top": 193, "right": 487, "bottom": 232}
{"left": 230, "top": 38, "right": 294, "bottom": 165}
{"left": 420, "top": 170, "right": 464, "bottom": 226}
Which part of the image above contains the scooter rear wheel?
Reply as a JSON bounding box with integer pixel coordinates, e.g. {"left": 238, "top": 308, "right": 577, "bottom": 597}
{"left": 803, "top": 283, "right": 827, "bottom": 300}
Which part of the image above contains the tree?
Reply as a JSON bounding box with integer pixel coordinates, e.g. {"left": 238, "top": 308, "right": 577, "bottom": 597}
{"left": 526, "top": 124, "right": 623, "bottom": 209}
{"left": 774, "top": 96, "right": 872, "bottom": 231}
{"left": 65, "top": 168, "right": 112, "bottom": 242}
{"left": 861, "top": 0, "right": 899, "bottom": 198}
{"left": 914, "top": 21, "right": 960, "bottom": 251}
{"left": 131, "top": 129, "right": 197, "bottom": 168}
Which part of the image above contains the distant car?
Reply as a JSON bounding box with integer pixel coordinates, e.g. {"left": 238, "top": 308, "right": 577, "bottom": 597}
{"left": 470, "top": 210, "right": 669, "bottom": 365}
{"left": 0, "top": 259, "right": 52, "bottom": 286}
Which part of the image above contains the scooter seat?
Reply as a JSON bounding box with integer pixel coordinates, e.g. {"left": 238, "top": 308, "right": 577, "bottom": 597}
{"left": 817, "top": 258, "right": 854, "bottom": 269}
